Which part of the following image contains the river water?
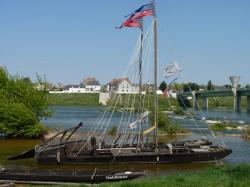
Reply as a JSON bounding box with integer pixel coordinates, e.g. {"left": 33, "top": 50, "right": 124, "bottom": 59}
{"left": 1, "top": 106, "right": 250, "bottom": 174}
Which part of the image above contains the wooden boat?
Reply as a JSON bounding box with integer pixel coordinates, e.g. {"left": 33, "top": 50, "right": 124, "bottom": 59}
{"left": 8, "top": 123, "right": 231, "bottom": 165}
{"left": 0, "top": 168, "right": 144, "bottom": 184}
{"left": 34, "top": 131, "right": 231, "bottom": 164}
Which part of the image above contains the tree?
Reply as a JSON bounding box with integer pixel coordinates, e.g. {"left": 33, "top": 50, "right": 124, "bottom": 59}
{"left": 207, "top": 80, "right": 214, "bottom": 90}
{"left": 159, "top": 81, "right": 167, "bottom": 92}
{"left": 0, "top": 67, "right": 49, "bottom": 138}
{"left": 183, "top": 82, "right": 200, "bottom": 92}
{"left": 246, "top": 84, "right": 250, "bottom": 89}
{"left": 172, "top": 83, "right": 184, "bottom": 91}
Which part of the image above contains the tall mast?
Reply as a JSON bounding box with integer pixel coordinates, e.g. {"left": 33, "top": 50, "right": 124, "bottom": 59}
{"left": 139, "top": 23, "right": 144, "bottom": 147}
{"left": 153, "top": 2, "right": 158, "bottom": 149}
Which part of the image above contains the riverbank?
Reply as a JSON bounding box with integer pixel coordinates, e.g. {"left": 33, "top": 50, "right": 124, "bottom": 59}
{"left": 48, "top": 93, "right": 181, "bottom": 110}
{"left": 48, "top": 93, "right": 248, "bottom": 111}
{"left": 48, "top": 93, "right": 100, "bottom": 106}
{"left": 84, "top": 164, "right": 250, "bottom": 187}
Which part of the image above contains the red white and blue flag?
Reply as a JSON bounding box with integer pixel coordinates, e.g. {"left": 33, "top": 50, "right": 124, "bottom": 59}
{"left": 126, "top": 2, "right": 155, "bottom": 19}
{"left": 115, "top": 18, "right": 142, "bottom": 29}
{"left": 115, "top": 2, "right": 154, "bottom": 29}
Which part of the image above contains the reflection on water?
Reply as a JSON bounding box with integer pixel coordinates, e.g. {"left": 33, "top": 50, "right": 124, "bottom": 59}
{"left": 1, "top": 106, "right": 250, "bottom": 174}
{"left": 0, "top": 139, "right": 40, "bottom": 168}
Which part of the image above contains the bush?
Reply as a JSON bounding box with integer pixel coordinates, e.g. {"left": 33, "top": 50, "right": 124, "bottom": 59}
{"left": 242, "top": 127, "right": 250, "bottom": 139}
{"left": 0, "top": 67, "right": 49, "bottom": 138}
{"left": 158, "top": 112, "right": 171, "bottom": 129}
{"left": 149, "top": 112, "right": 186, "bottom": 135}
{"left": 108, "top": 126, "right": 118, "bottom": 136}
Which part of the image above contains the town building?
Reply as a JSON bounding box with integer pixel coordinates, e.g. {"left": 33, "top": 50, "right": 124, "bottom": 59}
{"left": 107, "top": 78, "right": 139, "bottom": 94}
{"left": 81, "top": 77, "right": 101, "bottom": 93}
{"left": 64, "top": 85, "right": 86, "bottom": 93}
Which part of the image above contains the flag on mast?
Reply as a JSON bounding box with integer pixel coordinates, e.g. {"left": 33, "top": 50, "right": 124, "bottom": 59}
{"left": 126, "top": 2, "right": 155, "bottom": 19}
{"left": 115, "top": 18, "right": 142, "bottom": 29}
{"left": 115, "top": 1, "right": 154, "bottom": 29}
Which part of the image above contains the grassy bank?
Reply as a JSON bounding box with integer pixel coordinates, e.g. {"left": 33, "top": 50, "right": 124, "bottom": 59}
{"left": 48, "top": 93, "right": 184, "bottom": 112}
{"left": 208, "top": 123, "right": 239, "bottom": 131}
{"left": 78, "top": 164, "right": 250, "bottom": 187}
{"left": 108, "top": 94, "right": 183, "bottom": 113}
{"left": 48, "top": 93, "right": 248, "bottom": 111}
{"left": 48, "top": 93, "right": 100, "bottom": 106}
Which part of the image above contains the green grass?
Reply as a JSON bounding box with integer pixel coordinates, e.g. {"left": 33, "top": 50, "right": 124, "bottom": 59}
{"left": 78, "top": 164, "right": 250, "bottom": 187}
{"left": 48, "top": 93, "right": 245, "bottom": 112}
{"left": 48, "top": 93, "right": 185, "bottom": 113}
{"left": 157, "top": 112, "right": 188, "bottom": 135}
{"left": 108, "top": 126, "right": 118, "bottom": 136}
{"left": 108, "top": 94, "right": 184, "bottom": 113}
{"left": 209, "top": 123, "right": 238, "bottom": 131}
{"left": 45, "top": 93, "right": 250, "bottom": 110}
{"left": 48, "top": 93, "right": 100, "bottom": 106}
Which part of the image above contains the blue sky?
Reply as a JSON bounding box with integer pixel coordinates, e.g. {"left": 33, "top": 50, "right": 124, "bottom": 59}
{"left": 0, "top": 0, "right": 250, "bottom": 85}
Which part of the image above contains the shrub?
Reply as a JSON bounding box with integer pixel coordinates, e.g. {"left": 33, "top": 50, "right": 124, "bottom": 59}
{"left": 108, "top": 126, "right": 118, "bottom": 136}
{"left": 0, "top": 67, "right": 49, "bottom": 138}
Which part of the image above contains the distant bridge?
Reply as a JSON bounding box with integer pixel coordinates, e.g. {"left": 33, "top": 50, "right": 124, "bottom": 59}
{"left": 177, "top": 89, "right": 250, "bottom": 112}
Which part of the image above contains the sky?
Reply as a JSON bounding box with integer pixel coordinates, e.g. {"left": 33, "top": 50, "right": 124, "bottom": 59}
{"left": 0, "top": 0, "right": 250, "bottom": 86}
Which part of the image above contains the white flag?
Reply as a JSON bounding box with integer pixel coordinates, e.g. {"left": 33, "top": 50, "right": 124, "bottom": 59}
{"left": 128, "top": 120, "right": 139, "bottom": 129}
{"left": 164, "top": 62, "right": 181, "bottom": 79}
{"left": 139, "top": 111, "right": 149, "bottom": 122}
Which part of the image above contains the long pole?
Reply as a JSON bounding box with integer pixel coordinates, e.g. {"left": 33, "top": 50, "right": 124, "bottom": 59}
{"left": 139, "top": 25, "right": 144, "bottom": 148}
{"left": 153, "top": 5, "right": 158, "bottom": 149}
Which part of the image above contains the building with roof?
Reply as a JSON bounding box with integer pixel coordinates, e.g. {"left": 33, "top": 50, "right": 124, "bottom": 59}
{"left": 63, "top": 85, "right": 86, "bottom": 93}
{"left": 107, "top": 78, "right": 139, "bottom": 94}
{"left": 81, "top": 77, "right": 101, "bottom": 93}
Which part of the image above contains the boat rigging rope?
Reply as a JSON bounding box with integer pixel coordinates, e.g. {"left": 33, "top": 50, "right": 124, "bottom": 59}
{"left": 112, "top": 22, "right": 154, "bottom": 161}
{"left": 68, "top": 91, "right": 121, "bottom": 157}
{"left": 179, "top": 75, "right": 226, "bottom": 146}
{"left": 71, "top": 20, "right": 155, "bottom": 158}
{"left": 176, "top": 93, "right": 205, "bottom": 138}
{"left": 73, "top": 31, "right": 144, "bottom": 156}
{"left": 120, "top": 22, "right": 153, "bottom": 149}
{"left": 116, "top": 59, "right": 140, "bottom": 148}
{"left": 110, "top": 38, "right": 142, "bottom": 146}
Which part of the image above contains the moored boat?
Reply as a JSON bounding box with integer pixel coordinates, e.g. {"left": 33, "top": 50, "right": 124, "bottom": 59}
{"left": 0, "top": 168, "right": 144, "bottom": 184}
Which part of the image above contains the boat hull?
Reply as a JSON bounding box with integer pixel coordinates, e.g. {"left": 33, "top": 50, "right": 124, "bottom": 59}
{"left": 0, "top": 169, "right": 144, "bottom": 184}
{"left": 36, "top": 146, "right": 232, "bottom": 165}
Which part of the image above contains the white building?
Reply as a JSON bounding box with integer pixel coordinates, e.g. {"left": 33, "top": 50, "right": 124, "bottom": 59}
{"left": 64, "top": 85, "right": 86, "bottom": 93}
{"left": 108, "top": 78, "right": 139, "bottom": 94}
{"left": 85, "top": 84, "right": 101, "bottom": 93}
{"left": 81, "top": 77, "right": 101, "bottom": 93}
